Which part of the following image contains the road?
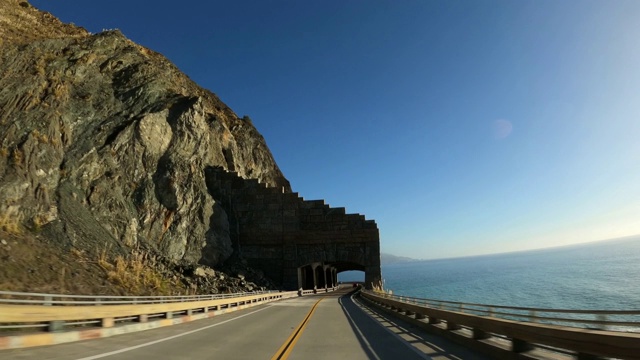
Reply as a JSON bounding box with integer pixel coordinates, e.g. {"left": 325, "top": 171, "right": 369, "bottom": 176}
{"left": 1, "top": 288, "right": 485, "bottom": 359}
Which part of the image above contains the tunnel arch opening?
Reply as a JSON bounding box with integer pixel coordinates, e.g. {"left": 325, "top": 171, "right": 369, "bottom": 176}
{"left": 297, "top": 261, "right": 366, "bottom": 290}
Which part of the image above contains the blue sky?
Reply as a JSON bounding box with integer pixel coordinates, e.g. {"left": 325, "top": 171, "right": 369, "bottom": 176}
{"left": 32, "top": 1, "right": 640, "bottom": 259}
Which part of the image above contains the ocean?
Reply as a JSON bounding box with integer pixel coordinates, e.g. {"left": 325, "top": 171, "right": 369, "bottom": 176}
{"left": 344, "top": 236, "right": 640, "bottom": 311}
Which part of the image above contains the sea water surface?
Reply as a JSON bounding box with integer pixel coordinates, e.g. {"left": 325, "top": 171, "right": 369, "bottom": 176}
{"left": 375, "top": 236, "right": 640, "bottom": 310}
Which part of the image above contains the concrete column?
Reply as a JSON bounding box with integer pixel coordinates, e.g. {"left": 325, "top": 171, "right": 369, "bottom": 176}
{"left": 297, "top": 267, "right": 304, "bottom": 290}
{"left": 322, "top": 264, "right": 328, "bottom": 290}
{"left": 364, "top": 264, "right": 382, "bottom": 290}
{"left": 312, "top": 263, "right": 319, "bottom": 293}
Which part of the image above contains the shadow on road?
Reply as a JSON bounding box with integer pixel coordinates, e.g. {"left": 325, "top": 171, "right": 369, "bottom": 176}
{"left": 339, "top": 291, "right": 487, "bottom": 359}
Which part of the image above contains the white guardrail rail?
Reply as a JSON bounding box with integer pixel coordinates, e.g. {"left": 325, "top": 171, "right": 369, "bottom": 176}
{"left": 0, "top": 287, "right": 337, "bottom": 336}
{"left": 364, "top": 291, "right": 640, "bottom": 332}
{"left": 360, "top": 290, "right": 640, "bottom": 360}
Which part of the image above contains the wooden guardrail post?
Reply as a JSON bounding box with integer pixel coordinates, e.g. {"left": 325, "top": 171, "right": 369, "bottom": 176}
{"left": 101, "top": 317, "right": 114, "bottom": 328}
{"left": 597, "top": 314, "right": 607, "bottom": 331}
{"left": 577, "top": 352, "right": 604, "bottom": 360}
{"left": 512, "top": 338, "right": 533, "bottom": 353}
{"left": 48, "top": 320, "right": 64, "bottom": 332}
{"left": 472, "top": 328, "right": 490, "bottom": 340}
{"left": 446, "top": 321, "right": 461, "bottom": 330}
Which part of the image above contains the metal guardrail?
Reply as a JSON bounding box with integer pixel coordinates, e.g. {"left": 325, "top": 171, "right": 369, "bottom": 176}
{"left": 361, "top": 290, "right": 640, "bottom": 360}
{"left": 0, "top": 287, "right": 340, "bottom": 334}
{"left": 366, "top": 291, "right": 640, "bottom": 332}
{"left": 0, "top": 290, "right": 278, "bottom": 305}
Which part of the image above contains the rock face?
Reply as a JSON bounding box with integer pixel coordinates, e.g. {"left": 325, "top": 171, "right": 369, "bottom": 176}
{"left": 0, "top": 1, "right": 290, "bottom": 269}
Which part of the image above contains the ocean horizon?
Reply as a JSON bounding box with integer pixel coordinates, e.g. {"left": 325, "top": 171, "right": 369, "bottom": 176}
{"left": 341, "top": 235, "right": 640, "bottom": 311}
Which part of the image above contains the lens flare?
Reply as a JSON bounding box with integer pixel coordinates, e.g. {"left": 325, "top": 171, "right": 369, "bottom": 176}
{"left": 493, "top": 119, "right": 513, "bottom": 139}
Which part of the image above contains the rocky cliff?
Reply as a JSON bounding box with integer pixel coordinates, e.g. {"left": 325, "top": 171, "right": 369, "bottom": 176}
{"left": 0, "top": 0, "right": 291, "bottom": 289}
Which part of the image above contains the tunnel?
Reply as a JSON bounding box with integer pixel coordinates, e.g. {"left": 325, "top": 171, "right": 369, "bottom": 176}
{"left": 297, "top": 261, "right": 367, "bottom": 290}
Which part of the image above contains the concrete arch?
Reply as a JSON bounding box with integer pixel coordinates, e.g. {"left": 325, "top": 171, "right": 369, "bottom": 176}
{"left": 289, "top": 247, "right": 380, "bottom": 290}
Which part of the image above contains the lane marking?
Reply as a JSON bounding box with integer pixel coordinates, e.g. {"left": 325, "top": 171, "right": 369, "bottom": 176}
{"left": 270, "top": 298, "right": 323, "bottom": 360}
{"left": 75, "top": 307, "right": 271, "bottom": 360}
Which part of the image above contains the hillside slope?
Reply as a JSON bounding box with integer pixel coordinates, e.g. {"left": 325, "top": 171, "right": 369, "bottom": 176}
{"left": 0, "top": 1, "right": 290, "bottom": 294}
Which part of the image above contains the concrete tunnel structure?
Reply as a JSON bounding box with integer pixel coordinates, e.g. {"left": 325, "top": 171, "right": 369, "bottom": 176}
{"left": 205, "top": 167, "right": 381, "bottom": 290}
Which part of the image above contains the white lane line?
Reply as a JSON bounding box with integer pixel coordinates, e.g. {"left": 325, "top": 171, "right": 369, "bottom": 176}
{"left": 349, "top": 294, "right": 431, "bottom": 360}
{"left": 339, "top": 296, "right": 382, "bottom": 360}
{"left": 75, "top": 307, "right": 271, "bottom": 360}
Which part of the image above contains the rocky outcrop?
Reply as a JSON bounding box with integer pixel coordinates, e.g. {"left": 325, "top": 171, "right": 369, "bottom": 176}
{"left": 0, "top": 0, "right": 290, "bottom": 270}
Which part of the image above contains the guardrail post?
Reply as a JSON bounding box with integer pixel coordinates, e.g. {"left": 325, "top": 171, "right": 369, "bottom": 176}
{"left": 446, "top": 321, "right": 461, "bottom": 330}
{"left": 48, "top": 320, "right": 65, "bottom": 332}
{"left": 166, "top": 311, "right": 173, "bottom": 319}
{"left": 44, "top": 296, "right": 52, "bottom": 306}
{"left": 529, "top": 310, "right": 537, "bottom": 323}
{"left": 597, "top": 314, "right": 607, "bottom": 331}
{"left": 512, "top": 338, "right": 533, "bottom": 353}
{"left": 415, "top": 313, "right": 426, "bottom": 320}
{"left": 138, "top": 314, "right": 148, "bottom": 323}
{"left": 472, "top": 328, "right": 490, "bottom": 340}
{"left": 186, "top": 309, "right": 193, "bottom": 316}
{"left": 101, "top": 317, "right": 114, "bottom": 328}
{"left": 577, "top": 352, "right": 605, "bottom": 360}
{"left": 428, "top": 316, "right": 441, "bottom": 325}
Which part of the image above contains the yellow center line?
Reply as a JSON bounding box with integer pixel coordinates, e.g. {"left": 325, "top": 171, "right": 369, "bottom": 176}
{"left": 271, "top": 298, "right": 324, "bottom": 360}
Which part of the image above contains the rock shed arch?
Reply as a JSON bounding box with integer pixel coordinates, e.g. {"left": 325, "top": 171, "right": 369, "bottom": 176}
{"left": 205, "top": 167, "right": 381, "bottom": 290}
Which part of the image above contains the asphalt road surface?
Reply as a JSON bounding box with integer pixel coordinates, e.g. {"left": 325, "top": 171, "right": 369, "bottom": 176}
{"left": 1, "top": 288, "right": 486, "bottom": 359}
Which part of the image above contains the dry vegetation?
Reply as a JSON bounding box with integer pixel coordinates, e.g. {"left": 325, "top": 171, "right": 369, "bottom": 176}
{"left": 0, "top": 206, "right": 22, "bottom": 235}
{"left": 0, "top": 230, "right": 186, "bottom": 296}
{"left": 98, "top": 249, "right": 180, "bottom": 295}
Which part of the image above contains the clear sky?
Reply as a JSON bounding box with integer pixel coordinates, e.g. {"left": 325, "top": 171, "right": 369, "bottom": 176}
{"left": 31, "top": 0, "right": 640, "bottom": 259}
